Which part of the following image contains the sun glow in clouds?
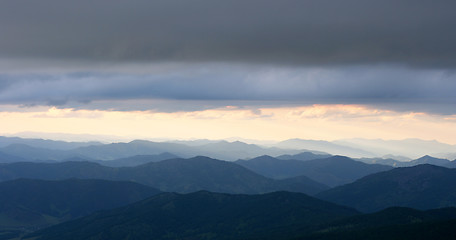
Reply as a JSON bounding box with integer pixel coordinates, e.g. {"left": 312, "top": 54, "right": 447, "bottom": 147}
{"left": 1, "top": 104, "right": 456, "bottom": 144}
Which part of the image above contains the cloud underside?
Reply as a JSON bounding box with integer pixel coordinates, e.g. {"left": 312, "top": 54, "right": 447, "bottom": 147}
{"left": 0, "top": 66, "right": 455, "bottom": 114}
{"left": 1, "top": 0, "right": 455, "bottom": 114}
{"left": 0, "top": 0, "right": 455, "bottom": 67}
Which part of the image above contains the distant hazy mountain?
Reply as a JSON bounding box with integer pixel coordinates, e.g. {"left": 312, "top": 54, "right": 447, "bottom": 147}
{"left": 334, "top": 138, "right": 456, "bottom": 159}
{"left": 0, "top": 179, "right": 159, "bottom": 233}
{"left": 193, "top": 140, "right": 301, "bottom": 161}
{"left": 0, "top": 161, "right": 116, "bottom": 182}
{"left": 76, "top": 139, "right": 300, "bottom": 161}
{"left": 308, "top": 207, "right": 456, "bottom": 240}
{"left": 0, "top": 139, "right": 303, "bottom": 161}
{"left": 0, "top": 157, "right": 326, "bottom": 195}
{"left": 0, "top": 151, "right": 26, "bottom": 163}
{"left": 317, "top": 164, "right": 456, "bottom": 212}
{"left": 95, "top": 153, "right": 179, "bottom": 167}
{"left": 236, "top": 155, "right": 315, "bottom": 179}
{"left": 382, "top": 154, "right": 412, "bottom": 161}
{"left": 0, "top": 136, "right": 101, "bottom": 150}
{"left": 356, "top": 155, "right": 451, "bottom": 167}
{"left": 67, "top": 140, "right": 197, "bottom": 160}
{"left": 446, "top": 160, "right": 456, "bottom": 168}
{"left": 1, "top": 136, "right": 454, "bottom": 162}
{"left": 26, "top": 191, "right": 359, "bottom": 240}
{"left": 166, "top": 139, "right": 221, "bottom": 146}
{"left": 0, "top": 144, "right": 87, "bottom": 161}
{"left": 276, "top": 151, "right": 331, "bottom": 161}
{"left": 275, "top": 139, "right": 375, "bottom": 157}
{"left": 398, "top": 155, "right": 451, "bottom": 167}
{"left": 355, "top": 157, "right": 404, "bottom": 166}
{"left": 440, "top": 152, "right": 456, "bottom": 161}
{"left": 237, "top": 155, "right": 392, "bottom": 187}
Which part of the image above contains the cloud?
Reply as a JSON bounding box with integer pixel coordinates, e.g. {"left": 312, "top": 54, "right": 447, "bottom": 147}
{"left": 0, "top": 65, "right": 455, "bottom": 114}
{"left": 0, "top": 0, "right": 455, "bottom": 67}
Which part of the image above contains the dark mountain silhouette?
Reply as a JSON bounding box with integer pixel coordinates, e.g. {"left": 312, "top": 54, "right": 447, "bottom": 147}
{"left": 23, "top": 193, "right": 456, "bottom": 240}
{"left": 302, "top": 207, "right": 456, "bottom": 240}
{"left": 276, "top": 151, "right": 331, "bottom": 161}
{"left": 317, "top": 164, "right": 456, "bottom": 212}
{"left": 0, "top": 179, "right": 159, "bottom": 234}
{"left": 26, "top": 191, "right": 358, "bottom": 240}
{"left": 237, "top": 155, "right": 392, "bottom": 187}
{"left": 307, "top": 207, "right": 456, "bottom": 240}
{"left": 0, "top": 156, "right": 326, "bottom": 195}
{"left": 273, "top": 175, "right": 329, "bottom": 195}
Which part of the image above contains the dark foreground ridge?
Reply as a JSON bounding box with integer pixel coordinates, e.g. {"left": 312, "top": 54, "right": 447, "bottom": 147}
{"left": 0, "top": 179, "right": 160, "bottom": 238}
{"left": 26, "top": 191, "right": 358, "bottom": 240}
{"left": 317, "top": 164, "right": 456, "bottom": 212}
{"left": 24, "top": 191, "right": 456, "bottom": 240}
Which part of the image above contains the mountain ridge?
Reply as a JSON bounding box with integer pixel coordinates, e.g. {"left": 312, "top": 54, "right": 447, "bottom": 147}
{"left": 317, "top": 164, "right": 456, "bottom": 212}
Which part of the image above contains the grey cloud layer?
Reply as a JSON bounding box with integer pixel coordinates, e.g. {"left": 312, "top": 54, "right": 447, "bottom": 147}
{"left": 0, "top": 0, "right": 455, "bottom": 67}
{"left": 1, "top": 66, "right": 455, "bottom": 114}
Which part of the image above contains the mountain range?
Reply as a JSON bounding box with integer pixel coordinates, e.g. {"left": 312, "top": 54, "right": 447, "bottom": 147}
{"left": 0, "top": 156, "right": 328, "bottom": 195}
{"left": 317, "top": 164, "right": 456, "bottom": 212}
{"left": 306, "top": 207, "right": 456, "bottom": 240}
{"left": 0, "top": 178, "right": 160, "bottom": 238}
{"left": 237, "top": 155, "right": 393, "bottom": 187}
{"left": 0, "top": 136, "right": 455, "bottom": 162}
{"left": 94, "top": 153, "right": 179, "bottom": 167}
{"left": 357, "top": 155, "right": 454, "bottom": 168}
{"left": 334, "top": 138, "right": 456, "bottom": 159}
{"left": 0, "top": 136, "right": 102, "bottom": 150}
{"left": 0, "top": 139, "right": 300, "bottom": 161}
{"left": 25, "top": 191, "right": 359, "bottom": 240}
{"left": 0, "top": 136, "right": 455, "bottom": 239}
{"left": 24, "top": 191, "right": 456, "bottom": 240}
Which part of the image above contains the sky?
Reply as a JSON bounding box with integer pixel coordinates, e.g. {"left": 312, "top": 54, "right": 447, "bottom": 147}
{"left": 1, "top": 0, "right": 456, "bottom": 144}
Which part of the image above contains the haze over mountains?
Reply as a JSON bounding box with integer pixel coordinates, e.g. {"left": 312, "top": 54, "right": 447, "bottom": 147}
{"left": 0, "top": 135, "right": 456, "bottom": 239}
{"left": 0, "top": 136, "right": 455, "bottom": 162}
{"left": 236, "top": 155, "right": 393, "bottom": 187}
{"left": 0, "top": 138, "right": 301, "bottom": 162}
{"left": 0, "top": 157, "right": 328, "bottom": 195}
{"left": 2, "top": 0, "right": 456, "bottom": 238}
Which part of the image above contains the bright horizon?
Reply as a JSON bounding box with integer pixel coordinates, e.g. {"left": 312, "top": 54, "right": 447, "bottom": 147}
{"left": 1, "top": 104, "right": 456, "bottom": 145}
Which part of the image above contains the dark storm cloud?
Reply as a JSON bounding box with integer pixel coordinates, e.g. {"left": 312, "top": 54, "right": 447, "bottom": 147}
{"left": 1, "top": 66, "right": 455, "bottom": 114}
{"left": 0, "top": 0, "right": 455, "bottom": 67}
